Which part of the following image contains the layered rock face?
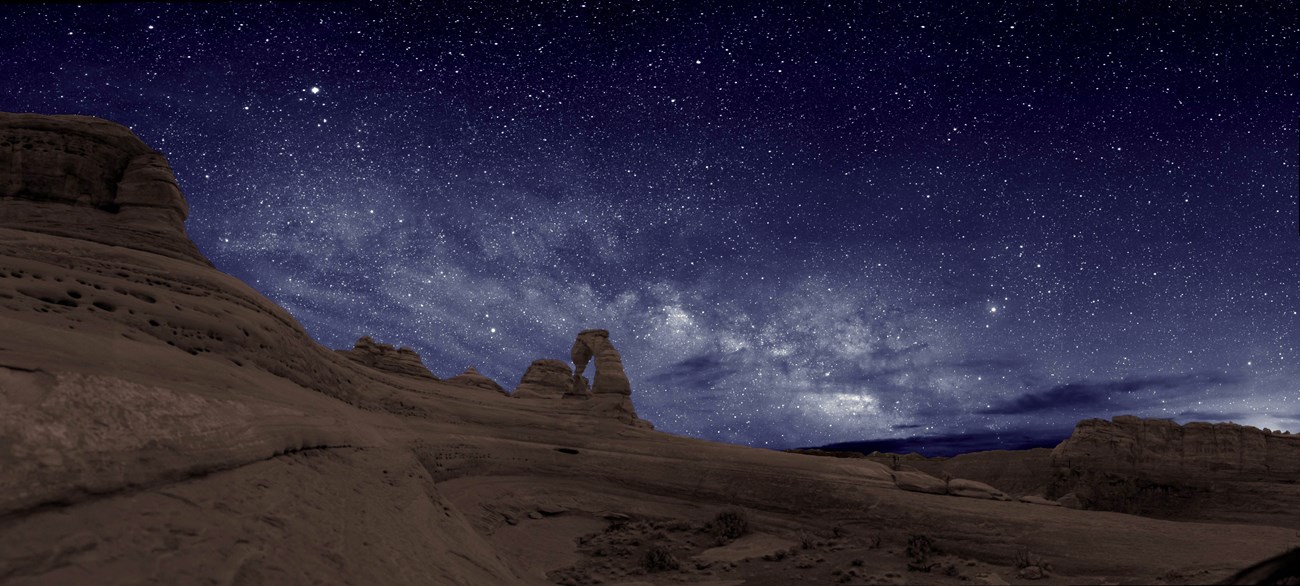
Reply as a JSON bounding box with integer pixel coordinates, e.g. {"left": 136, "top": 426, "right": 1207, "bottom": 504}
{"left": 513, "top": 359, "right": 573, "bottom": 399}
{"left": 1052, "top": 415, "right": 1300, "bottom": 481}
{"left": 1048, "top": 416, "right": 1300, "bottom": 523}
{"left": 0, "top": 112, "right": 208, "bottom": 265}
{"left": 446, "top": 367, "right": 507, "bottom": 394}
{"left": 338, "top": 335, "right": 437, "bottom": 380}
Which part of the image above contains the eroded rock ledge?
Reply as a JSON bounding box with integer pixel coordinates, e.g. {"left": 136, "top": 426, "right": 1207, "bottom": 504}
{"left": 337, "top": 336, "right": 438, "bottom": 380}
{"left": 0, "top": 112, "right": 208, "bottom": 265}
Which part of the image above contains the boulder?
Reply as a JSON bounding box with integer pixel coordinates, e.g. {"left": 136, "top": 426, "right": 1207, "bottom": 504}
{"left": 947, "top": 478, "right": 1012, "bottom": 501}
{"left": 892, "top": 469, "right": 948, "bottom": 495}
{"left": 446, "top": 367, "right": 507, "bottom": 394}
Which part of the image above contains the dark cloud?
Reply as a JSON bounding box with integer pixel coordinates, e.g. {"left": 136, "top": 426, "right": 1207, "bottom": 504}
{"left": 980, "top": 372, "right": 1243, "bottom": 415}
{"left": 1175, "top": 410, "right": 1252, "bottom": 422}
{"left": 810, "top": 427, "right": 1072, "bottom": 458}
{"left": 646, "top": 352, "right": 740, "bottom": 390}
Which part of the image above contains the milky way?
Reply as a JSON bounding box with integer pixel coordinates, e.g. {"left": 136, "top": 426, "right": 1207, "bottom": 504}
{"left": 3, "top": 1, "right": 1296, "bottom": 453}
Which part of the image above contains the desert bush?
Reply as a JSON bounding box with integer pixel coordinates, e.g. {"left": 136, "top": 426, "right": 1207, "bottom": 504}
{"left": 708, "top": 507, "right": 751, "bottom": 543}
{"left": 1013, "top": 546, "right": 1042, "bottom": 569}
{"left": 906, "top": 534, "right": 937, "bottom": 572}
{"left": 867, "top": 536, "right": 882, "bottom": 549}
{"left": 832, "top": 525, "right": 848, "bottom": 538}
{"left": 642, "top": 544, "right": 680, "bottom": 572}
{"left": 798, "top": 529, "right": 816, "bottom": 550}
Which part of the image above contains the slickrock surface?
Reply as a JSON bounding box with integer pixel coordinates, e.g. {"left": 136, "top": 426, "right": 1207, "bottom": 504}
{"left": 337, "top": 335, "right": 438, "bottom": 380}
{"left": 868, "top": 448, "right": 1055, "bottom": 498}
{"left": 1, "top": 113, "right": 1294, "bottom": 585}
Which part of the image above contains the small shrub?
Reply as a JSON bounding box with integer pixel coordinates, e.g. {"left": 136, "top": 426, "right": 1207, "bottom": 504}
{"left": 798, "top": 529, "right": 816, "bottom": 550}
{"left": 832, "top": 525, "right": 848, "bottom": 538}
{"left": 1012, "top": 546, "right": 1041, "bottom": 569}
{"left": 906, "top": 534, "right": 936, "bottom": 572}
{"left": 867, "top": 536, "right": 882, "bottom": 550}
{"left": 851, "top": 558, "right": 865, "bottom": 567}
{"left": 642, "top": 544, "right": 680, "bottom": 572}
{"left": 708, "top": 508, "right": 751, "bottom": 543}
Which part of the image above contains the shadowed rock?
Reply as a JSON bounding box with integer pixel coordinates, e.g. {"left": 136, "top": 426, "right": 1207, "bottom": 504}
{"left": 446, "top": 366, "right": 506, "bottom": 394}
{"left": 513, "top": 359, "right": 573, "bottom": 399}
{"left": 337, "top": 336, "right": 437, "bottom": 380}
{"left": 0, "top": 112, "right": 208, "bottom": 265}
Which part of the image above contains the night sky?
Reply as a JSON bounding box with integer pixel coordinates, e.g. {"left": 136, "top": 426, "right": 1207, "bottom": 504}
{"left": 3, "top": 1, "right": 1297, "bottom": 454}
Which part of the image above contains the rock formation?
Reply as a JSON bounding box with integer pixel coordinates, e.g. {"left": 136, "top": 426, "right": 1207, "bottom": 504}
{"left": 1048, "top": 415, "right": 1300, "bottom": 521}
{"left": 1052, "top": 415, "right": 1300, "bottom": 481}
{"left": 946, "top": 478, "right": 1011, "bottom": 501}
{"left": 446, "top": 366, "right": 507, "bottom": 394}
{"left": 570, "top": 328, "right": 648, "bottom": 426}
{"left": 0, "top": 112, "right": 208, "bottom": 265}
{"left": 513, "top": 359, "right": 573, "bottom": 399}
{"left": 337, "top": 336, "right": 437, "bottom": 379}
{"left": 571, "top": 329, "right": 630, "bottom": 395}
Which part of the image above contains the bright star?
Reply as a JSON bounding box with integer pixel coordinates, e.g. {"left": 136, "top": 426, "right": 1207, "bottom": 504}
{"left": 310, "top": 87, "right": 320, "bottom": 94}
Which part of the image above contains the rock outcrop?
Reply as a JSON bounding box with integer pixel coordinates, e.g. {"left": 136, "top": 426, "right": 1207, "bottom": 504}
{"left": 571, "top": 329, "right": 630, "bottom": 396}
{"left": 446, "top": 367, "right": 507, "bottom": 394}
{"left": 891, "top": 468, "right": 948, "bottom": 495}
{"left": 1052, "top": 415, "right": 1300, "bottom": 482}
{"left": 337, "top": 336, "right": 437, "bottom": 380}
{"left": 1048, "top": 416, "right": 1300, "bottom": 521}
{"left": 0, "top": 112, "right": 208, "bottom": 265}
{"left": 571, "top": 328, "right": 647, "bottom": 426}
{"left": 513, "top": 359, "right": 573, "bottom": 399}
{"left": 947, "top": 478, "right": 1012, "bottom": 501}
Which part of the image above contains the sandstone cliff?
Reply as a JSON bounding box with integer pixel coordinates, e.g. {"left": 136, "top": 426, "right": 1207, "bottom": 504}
{"left": 1052, "top": 415, "right": 1300, "bottom": 482}
{"left": 1048, "top": 415, "right": 1300, "bottom": 527}
{"left": 0, "top": 113, "right": 208, "bottom": 265}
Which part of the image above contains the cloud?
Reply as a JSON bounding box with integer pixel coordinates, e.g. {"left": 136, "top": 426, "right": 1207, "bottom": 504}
{"left": 646, "top": 352, "right": 740, "bottom": 389}
{"left": 980, "top": 372, "right": 1243, "bottom": 415}
{"left": 811, "top": 427, "right": 1072, "bottom": 458}
{"left": 1175, "top": 410, "right": 1252, "bottom": 422}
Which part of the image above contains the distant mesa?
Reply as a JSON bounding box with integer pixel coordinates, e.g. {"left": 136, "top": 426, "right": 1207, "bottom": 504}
{"left": 446, "top": 366, "right": 507, "bottom": 394}
{"left": 337, "top": 335, "right": 437, "bottom": 380}
{"left": 0, "top": 112, "right": 209, "bottom": 265}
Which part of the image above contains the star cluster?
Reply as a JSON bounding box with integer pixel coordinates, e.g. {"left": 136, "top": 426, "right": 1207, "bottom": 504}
{"left": 2, "top": 1, "right": 1296, "bottom": 453}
